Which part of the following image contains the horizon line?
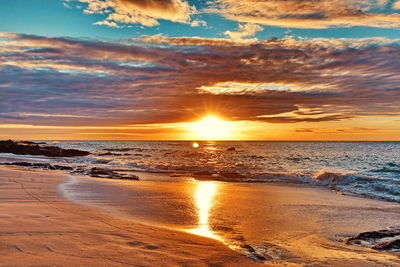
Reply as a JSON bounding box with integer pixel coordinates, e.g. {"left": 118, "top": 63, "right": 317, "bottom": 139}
{"left": 4, "top": 139, "right": 400, "bottom": 142}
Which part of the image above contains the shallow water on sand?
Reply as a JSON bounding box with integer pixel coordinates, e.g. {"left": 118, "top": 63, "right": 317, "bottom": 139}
{"left": 60, "top": 174, "right": 400, "bottom": 265}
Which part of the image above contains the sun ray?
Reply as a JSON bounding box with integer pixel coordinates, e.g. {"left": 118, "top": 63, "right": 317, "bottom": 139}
{"left": 191, "top": 115, "right": 232, "bottom": 140}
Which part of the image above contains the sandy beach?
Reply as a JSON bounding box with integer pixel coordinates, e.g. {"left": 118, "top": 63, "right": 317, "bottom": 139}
{"left": 61, "top": 172, "right": 400, "bottom": 266}
{"left": 0, "top": 167, "right": 400, "bottom": 266}
{"left": 0, "top": 166, "right": 257, "bottom": 267}
{"left": 2, "top": 165, "right": 400, "bottom": 266}
{"left": 2, "top": 0, "right": 400, "bottom": 265}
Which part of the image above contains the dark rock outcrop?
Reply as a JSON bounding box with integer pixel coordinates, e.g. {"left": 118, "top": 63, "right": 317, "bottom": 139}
{"left": 346, "top": 229, "right": 400, "bottom": 244}
{"left": 103, "top": 148, "right": 131, "bottom": 152}
{"left": 2, "top": 161, "right": 139, "bottom": 181}
{"left": 227, "top": 147, "right": 236, "bottom": 151}
{"left": 3, "top": 162, "right": 73, "bottom": 170}
{"left": 53, "top": 165, "right": 74, "bottom": 170}
{"left": 240, "top": 244, "right": 272, "bottom": 262}
{"left": 0, "top": 140, "right": 89, "bottom": 157}
{"left": 373, "top": 239, "right": 400, "bottom": 250}
{"left": 89, "top": 167, "right": 139, "bottom": 180}
{"left": 15, "top": 141, "right": 47, "bottom": 146}
{"left": 346, "top": 228, "right": 400, "bottom": 251}
{"left": 98, "top": 152, "right": 122, "bottom": 156}
{"left": 89, "top": 167, "right": 114, "bottom": 177}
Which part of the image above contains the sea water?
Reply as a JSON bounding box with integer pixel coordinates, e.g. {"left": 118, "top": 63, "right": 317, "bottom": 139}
{"left": 1, "top": 141, "right": 400, "bottom": 202}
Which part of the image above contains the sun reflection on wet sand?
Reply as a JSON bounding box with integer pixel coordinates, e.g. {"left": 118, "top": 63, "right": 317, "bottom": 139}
{"left": 186, "top": 181, "right": 219, "bottom": 239}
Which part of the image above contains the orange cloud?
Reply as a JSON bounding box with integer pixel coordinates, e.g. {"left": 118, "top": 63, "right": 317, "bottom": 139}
{"left": 72, "top": 0, "right": 196, "bottom": 27}
{"left": 139, "top": 35, "right": 250, "bottom": 46}
{"left": 394, "top": 0, "right": 400, "bottom": 9}
{"left": 224, "top": 23, "right": 263, "bottom": 41}
{"left": 1, "top": 33, "right": 400, "bottom": 131}
{"left": 207, "top": 0, "right": 400, "bottom": 29}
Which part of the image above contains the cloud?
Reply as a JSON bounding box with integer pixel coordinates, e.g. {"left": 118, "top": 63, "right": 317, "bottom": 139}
{"left": 63, "top": 2, "right": 72, "bottom": 8}
{"left": 394, "top": 0, "right": 400, "bottom": 9}
{"left": 224, "top": 23, "right": 263, "bottom": 41}
{"left": 0, "top": 33, "right": 400, "bottom": 128}
{"left": 94, "top": 20, "right": 122, "bottom": 28}
{"left": 67, "top": 0, "right": 196, "bottom": 27}
{"left": 206, "top": 0, "right": 400, "bottom": 29}
{"left": 190, "top": 20, "right": 207, "bottom": 27}
{"left": 257, "top": 114, "right": 352, "bottom": 123}
{"left": 64, "top": 0, "right": 400, "bottom": 31}
{"left": 139, "top": 35, "right": 250, "bottom": 46}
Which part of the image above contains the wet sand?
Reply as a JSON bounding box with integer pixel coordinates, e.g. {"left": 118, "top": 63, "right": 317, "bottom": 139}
{"left": 62, "top": 173, "right": 400, "bottom": 266}
{"left": 0, "top": 166, "right": 257, "bottom": 267}
{"left": 2, "top": 166, "right": 400, "bottom": 266}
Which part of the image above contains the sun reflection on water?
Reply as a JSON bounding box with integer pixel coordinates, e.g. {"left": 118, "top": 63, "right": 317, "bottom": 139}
{"left": 187, "top": 181, "right": 219, "bottom": 239}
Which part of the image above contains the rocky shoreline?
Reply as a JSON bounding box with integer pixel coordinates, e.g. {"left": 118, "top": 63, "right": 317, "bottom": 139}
{"left": 0, "top": 140, "right": 139, "bottom": 180}
{"left": 2, "top": 162, "right": 140, "bottom": 180}
{"left": 346, "top": 228, "right": 400, "bottom": 251}
{"left": 0, "top": 140, "right": 89, "bottom": 157}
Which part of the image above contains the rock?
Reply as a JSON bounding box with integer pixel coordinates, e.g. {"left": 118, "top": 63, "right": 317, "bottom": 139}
{"left": 103, "top": 148, "right": 131, "bottom": 152}
{"left": 0, "top": 140, "right": 89, "bottom": 157}
{"left": 89, "top": 167, "right": 115, "bottom": 178}
{"left": 373, "top": 239, "right": 400, "bottom": 250}
{"left": 120, "top": 174, "right": 140, "bottom": 180}
{"left": 94, "top": 159, "right": 111, "bottom": 164}
{"left": 241, "top": 244, "right": 271, "bottom": 262}
{"left": 47, "top": 164, "right": 56, "bottom": 170}
{"left": 253, "top": 254, "right": 267, "bottom": 261}
{"left": 241, "top": 244, "right": 255, "bottom": 253}
{"left": 15, "top": 141, "right": 46, "bottom": 146}
{"left": 53, "top": 165, "right": 73, "bottom": 170}
{"left": 4, "top": 162, "right": 33, "bottom": 167}
{"left": 4, "top": 162, "right": 74, "bottom": 171}
{"left": 98, "top": 152, "right": 122, "bottom": 156}
{"left": 346, "top": 228, "right": 400, "bottom": 251}
{"left": 88, "top": 167, "right": 139, "bottom": 180}
{"left": 346, "top": 229, "right": 400, "bottom": 244}
{"left": 227, "top": 147, "right": 236, "bottom": 151}
{"left": 71, "top": 168, "right": 85, "bottom": 174}
{"left": 36, "top": 163, "right": 52, "bottom": 169}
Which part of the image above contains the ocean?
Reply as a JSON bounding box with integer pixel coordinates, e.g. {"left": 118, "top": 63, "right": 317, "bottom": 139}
{"left": 1, "top": 141, "right": 399, "bottom": 203}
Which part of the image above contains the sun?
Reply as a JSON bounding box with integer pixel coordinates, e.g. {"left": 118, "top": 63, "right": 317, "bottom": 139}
{"left": 191, "top": 115, "right": 232, "bottom": 140}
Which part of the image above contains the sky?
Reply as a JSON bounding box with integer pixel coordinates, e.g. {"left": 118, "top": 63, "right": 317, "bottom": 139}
{"left": 0, "top": 0, "right": 400, "bottom": 140}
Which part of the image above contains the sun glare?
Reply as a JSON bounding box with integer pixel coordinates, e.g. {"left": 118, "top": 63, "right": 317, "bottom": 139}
{"left": 192, "top": 115, "right": 232, "bottom": 140}
{"left": 186, "top": 181, "right": 219, "bottom": 239}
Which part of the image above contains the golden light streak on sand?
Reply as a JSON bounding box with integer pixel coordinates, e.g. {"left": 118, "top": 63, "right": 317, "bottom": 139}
{"left": 186, "top": 181, "right": 219, "bottom": 239}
